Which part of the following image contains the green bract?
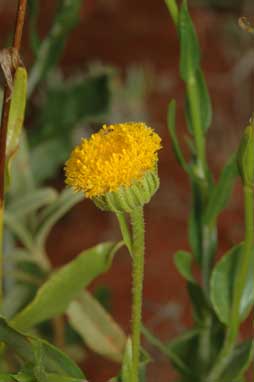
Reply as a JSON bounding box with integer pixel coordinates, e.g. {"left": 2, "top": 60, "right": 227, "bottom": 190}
{"left": 93, "top": 167, "right": 160, "bottom": 213}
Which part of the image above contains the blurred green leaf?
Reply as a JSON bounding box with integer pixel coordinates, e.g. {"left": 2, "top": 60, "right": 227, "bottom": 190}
{"left": 0, "top": 317, "right": 84, "bottom": 378}
{"left": 67, "top": 290, "right": 126, "bottom": 363}
{"left": 1, "top": 284, "right": 34, "bottom": 319}
{"left": 35, "top": 188, "right": 83, "bottom": 249}
{"left": 204, "top": 154, "right": 238, "bottom": 225}
{"left": 28, "top": 0, "right": 83, "bottom": 96}
{"left": 12, "top": 371, "right": 35, "bottom": 382}
{"left": 7, "top": 188, "right": 58, "bottom": 219}
{"left": 179, "top": 1, "right": 200, "bottom": 82}
{"left": 27, "top": 0, "right": 41, "bottom": 55}
{"left": 8, "top": 134, "right": 35, "bottom": 198}
{"left": 210, "top": 244, "right": 254, "bottom": 324}
{"left": 167, "top": 100, "right": 189, "bottom": 171}
{"left": 174, "top": 251, "right": 195, "bottom": 283}
{"left": 220, "top": 340, "right": 253, "bottom": 382}
{"left": 5, "top": 68, "right": 27, "bottom": 189}
{"left": 30, "top": 140, "right": 68, "bottom": 185}
{"left": 4, "top": 211, "right": 34, "bottom": 252}
{"left": 11, "top": 242, "right": 122, "bottom": 330}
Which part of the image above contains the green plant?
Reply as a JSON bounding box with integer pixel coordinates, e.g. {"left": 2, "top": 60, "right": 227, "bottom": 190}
{"left": 142, "top": 1, "right": 254, "bottom": 381}
{"left": 0, "top": 0, "right": 253, "bottom": 381}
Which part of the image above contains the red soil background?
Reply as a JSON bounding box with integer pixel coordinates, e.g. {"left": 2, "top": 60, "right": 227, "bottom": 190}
{"left": 0, "top": 0, "right": 253, "bottom": 380}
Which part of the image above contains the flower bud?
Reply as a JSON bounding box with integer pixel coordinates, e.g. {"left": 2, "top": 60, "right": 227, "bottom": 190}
{"left": 237, "top": 117, "right": 254, "bottom": 188}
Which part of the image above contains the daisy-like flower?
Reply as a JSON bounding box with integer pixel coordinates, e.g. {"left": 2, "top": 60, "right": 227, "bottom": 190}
{"left": 65, "top": 122, "right": 161, "bottom": 381}
{"left": 65, "top": 122, "right": 161, "bottom": 212}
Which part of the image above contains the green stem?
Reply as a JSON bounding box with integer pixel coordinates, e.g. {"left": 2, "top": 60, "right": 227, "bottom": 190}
{"left": 187, "top": 78, "right": 207, "bottom": 179}
{"left": 130, "top": 207, "right": 145, "bottom": 382}
{"left": 116, "top": 212, "right": 132, "bottom": 255}
{"left": 202, "top": 224, "right": 217, "bottom": 298}
{"left": 206, "top": 186, "right": 254, "bottom": 382}
{"left": 164, "top": 0, "right": 179, "bottom": 25}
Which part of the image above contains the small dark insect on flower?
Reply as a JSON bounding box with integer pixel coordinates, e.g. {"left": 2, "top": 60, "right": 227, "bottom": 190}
{"left": 239, "top": 17, "right": 254, "bottom": 34}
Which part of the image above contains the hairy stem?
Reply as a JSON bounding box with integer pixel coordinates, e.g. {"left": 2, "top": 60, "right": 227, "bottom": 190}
{"left": 130, "top": 207, "right": 145, "bottom": 382}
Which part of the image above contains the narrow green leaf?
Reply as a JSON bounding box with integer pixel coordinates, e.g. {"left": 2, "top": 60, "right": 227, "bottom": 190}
{"left": 167, "top": 100, "right": 189, "bottom": 171}
{"left": 27, "top": 0, "right": 41, "bottom": 55}
{"left": 185, "top": 69, "right": 212, "bottom": 133}
{"left": 204, "top": 154, "right": 238, "bottom": 225}
{"left": 142, "top": 326, "right": 192, "bottom": 375}
{"left": 174, "top": 251, "right": 195, "bottom": 283}
{"left": 179, "top": 1, "right": 200, "bottom": 81}
{"left": 6, "top": 67, "right": 27, "bottom": 160}
{"left": 28, "top": 0, "right": 83, "bottom": 96}
{"left": 67, "top": 290, "right": 126, "bottom": 363}
{"left": 11, "top": 242, "right": 122, "bottom": 330}
{"left": 210, "top": 244, "right": 254, "bottom": 324}
{"left": 166, "top": 329, "right": 200, "bottom": 377}
{"left": 164, "top": 0, "right": 179, "bottom": 25}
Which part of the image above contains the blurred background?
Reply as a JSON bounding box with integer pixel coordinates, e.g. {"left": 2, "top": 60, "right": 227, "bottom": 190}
{"left": 1, "top": 0, "right": 254, "bottom": 380}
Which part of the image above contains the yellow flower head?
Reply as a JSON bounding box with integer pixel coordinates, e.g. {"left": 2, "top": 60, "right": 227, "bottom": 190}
{"left": 65, "top": 122, "right": 161, "bottom": 198}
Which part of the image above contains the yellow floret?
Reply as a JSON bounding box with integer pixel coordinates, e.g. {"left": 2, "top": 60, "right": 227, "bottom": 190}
{"left": 65, "top": 122, "right": 161, "bottom": 198}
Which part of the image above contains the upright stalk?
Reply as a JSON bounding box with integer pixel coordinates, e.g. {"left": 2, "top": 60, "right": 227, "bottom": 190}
{"left": 0, "top": 0, "right": 27, "bottom": 303}
{"left": 187, "top": 78, "right": 207, "bottom": 178}
{"left": 130, "top": 207, "right": 145, "bottom": 382}
{"left": 206, "top": 185, "right": 254, "bottom": 382}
